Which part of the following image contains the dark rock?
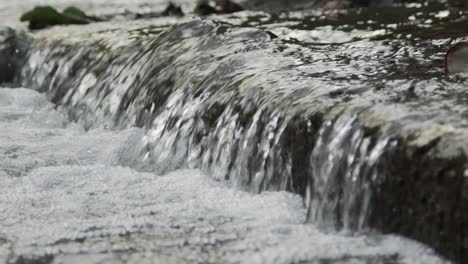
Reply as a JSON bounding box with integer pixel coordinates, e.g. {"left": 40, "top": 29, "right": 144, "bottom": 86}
{"left": 370, "top": 139, "right": 467, "bottom": 262}
{"left": 161, "top": 2, "right": 184, "bottom": 17}
{"left": 195, "top": 0, "right": 219, "bottom": 15}
{"left": 0, "top": 27, "right": 15, "bottom": 83}
{"left": 195, "top": 0, "right": 244, "bottom": 15}
{"left": 217, "top": 0, "right": 245, "bottom": 13}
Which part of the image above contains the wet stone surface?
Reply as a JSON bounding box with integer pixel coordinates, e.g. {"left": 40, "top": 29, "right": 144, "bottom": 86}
{"left": 0, "top": 27, "right": 15, "bottom": 83}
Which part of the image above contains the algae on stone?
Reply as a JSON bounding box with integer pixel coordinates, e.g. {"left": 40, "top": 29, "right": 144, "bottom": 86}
{"left": 20, "top": 6, "right": 96, "bottom": 30}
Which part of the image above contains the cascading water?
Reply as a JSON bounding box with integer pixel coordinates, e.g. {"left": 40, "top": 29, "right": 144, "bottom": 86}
{"left": 0, "top": 72, "right": 447, "bottom": 264}
{"left": 2, "top": 0, "right": 468, "bottom": 263}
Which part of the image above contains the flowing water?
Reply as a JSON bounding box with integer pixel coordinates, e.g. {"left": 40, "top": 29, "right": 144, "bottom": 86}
{"left": 0, "top": 87, "right": 448, "bottom": 263}
{"left": 2, "top": 0, "right": 468, "bottom": 263}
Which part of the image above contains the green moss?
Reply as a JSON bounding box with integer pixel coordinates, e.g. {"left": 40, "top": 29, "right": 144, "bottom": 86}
{"left": 20, "top": 6, "right": 64, "bottom": 24}
{"left": 62, "top": 6, "right": 88, "bottom": 20}
{"left": 20, "top": 6, "right": 94, "bottom": 30}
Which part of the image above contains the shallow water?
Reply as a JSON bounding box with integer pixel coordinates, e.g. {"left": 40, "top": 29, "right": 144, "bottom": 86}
{"left": 0, "top": 86, "right": 448, "bottom": 264}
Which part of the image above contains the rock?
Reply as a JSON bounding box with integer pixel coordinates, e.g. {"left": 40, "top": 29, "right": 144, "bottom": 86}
{"left": 194, "top": 0, "right": 218, "bottom": 15}
{"left": 0, "top": 27, "right": 15, "bottom": 83}
{"left": 217, "top": 0, "right": 245, "bottom": 13}
{"left": 62, "top": 6, "right": 88, "bottom": 20}
{"left": 20, "top": 6, "right": 95, "bottom": 30}
{"left": 195, "top": 0, "right": 244, "bottom": 15}
{"left": 161, "top": 2, "right": 185, "bottom": 17}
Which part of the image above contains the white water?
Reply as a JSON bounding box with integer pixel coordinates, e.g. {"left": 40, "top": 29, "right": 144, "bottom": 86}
{"left": 0, "top": 87, "right": 449, "bottom": 263}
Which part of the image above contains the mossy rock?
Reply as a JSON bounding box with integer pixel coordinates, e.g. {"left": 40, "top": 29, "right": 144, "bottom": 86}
{"left": 62, "top": 6, "right": 88, "bottom": 19}
{"left": 20, "top": 6, "right": 95, "bottom": 30}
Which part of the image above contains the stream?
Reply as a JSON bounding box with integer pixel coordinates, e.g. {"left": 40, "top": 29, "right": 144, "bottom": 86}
{"left": 1, "top": 0, "right": 468, "bottom": 263}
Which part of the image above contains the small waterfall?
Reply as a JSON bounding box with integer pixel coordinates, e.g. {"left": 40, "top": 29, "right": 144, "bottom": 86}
{"left": 13, "top": 18, "right": 468, "bottom": 262}
{"left": 16, "top": 19, "right": 392, "bottom": 230}
{"left": 306, "top": 108, "right": 391, "bottom": 231}
{"left": 17, "top": 20, "right": 325, "bottom": 194}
